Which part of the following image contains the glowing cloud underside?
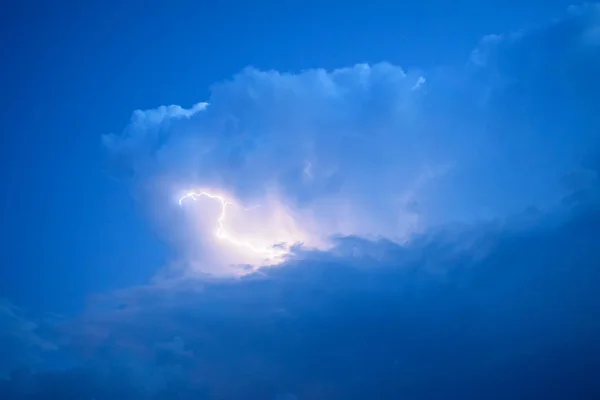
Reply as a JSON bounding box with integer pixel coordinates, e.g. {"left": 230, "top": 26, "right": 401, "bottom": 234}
{"left": 178, "top": 191, "right": 289, "bottom": 260}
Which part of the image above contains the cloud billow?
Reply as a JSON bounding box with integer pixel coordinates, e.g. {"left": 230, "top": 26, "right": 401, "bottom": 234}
{"left": 102, "top": 5, "right": 600, "bottom": 277}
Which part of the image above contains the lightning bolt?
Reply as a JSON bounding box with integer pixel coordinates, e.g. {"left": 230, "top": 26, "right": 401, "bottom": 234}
{"left": 178, "top": 191, "right": 287, "bottom": 259}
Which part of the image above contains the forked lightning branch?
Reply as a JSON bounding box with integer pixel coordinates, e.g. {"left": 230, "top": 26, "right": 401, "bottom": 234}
{"left": 178, "top": 191, "right": 287, "bottom": 259}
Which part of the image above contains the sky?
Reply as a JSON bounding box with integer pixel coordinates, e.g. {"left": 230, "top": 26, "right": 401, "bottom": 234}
{"left": 1, "top": 1, "right": 599, "bottom": 399}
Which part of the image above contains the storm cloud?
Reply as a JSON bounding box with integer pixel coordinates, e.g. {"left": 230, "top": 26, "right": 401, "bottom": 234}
{"left": 1, "top": 4, "right": 600, "bottom": 399}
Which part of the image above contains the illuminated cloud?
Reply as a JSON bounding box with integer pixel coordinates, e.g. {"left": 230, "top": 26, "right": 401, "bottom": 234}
{"left": 102, "top": 5, "right": 599, "bottom": 276}
{"left": 178, "top": 190, "right": 295, "bottom": 267}
{"left": 103, "top": 64, "right": 439, "bottom": 273}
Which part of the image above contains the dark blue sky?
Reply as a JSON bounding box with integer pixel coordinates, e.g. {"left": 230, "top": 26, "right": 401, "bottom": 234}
{"left": 1, "top": 1, "right": 599, "bottom": 399}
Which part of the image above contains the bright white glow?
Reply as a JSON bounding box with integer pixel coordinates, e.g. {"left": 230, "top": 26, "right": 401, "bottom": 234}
{"left": 178, "top": 191, "right": 288, "bottom": 260}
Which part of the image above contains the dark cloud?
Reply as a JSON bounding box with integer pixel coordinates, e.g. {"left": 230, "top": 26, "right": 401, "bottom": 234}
{"left": 1, "top": 168, "right": 599, "bottom": 398}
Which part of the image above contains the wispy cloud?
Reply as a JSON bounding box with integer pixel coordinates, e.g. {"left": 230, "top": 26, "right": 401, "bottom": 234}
{"left": 0, "top": 300, "right": 61, "bottom": 377}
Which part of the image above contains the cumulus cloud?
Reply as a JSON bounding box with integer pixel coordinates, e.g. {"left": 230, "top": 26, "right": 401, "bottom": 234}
{"left": 101, "top": 5, "right": 599, "bottom": 276}
{"left": 103, "top": 63, "right": 442, "bottom": 274}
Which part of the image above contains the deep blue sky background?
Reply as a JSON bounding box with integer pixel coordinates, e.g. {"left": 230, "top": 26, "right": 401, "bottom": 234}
{"left": 1, "top": 1, "right": 600, "bottom": 399}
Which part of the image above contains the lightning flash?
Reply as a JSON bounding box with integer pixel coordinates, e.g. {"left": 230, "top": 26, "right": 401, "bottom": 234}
{"left": 178, "top": 191, "right": 288, "bottom": 260}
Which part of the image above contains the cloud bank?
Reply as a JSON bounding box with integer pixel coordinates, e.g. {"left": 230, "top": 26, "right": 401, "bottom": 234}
{"left": 2, "top": 4, "right": 600, "bottom": 399}
{"left": 2, "top": 172, "right": 600, "bottom": 397}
